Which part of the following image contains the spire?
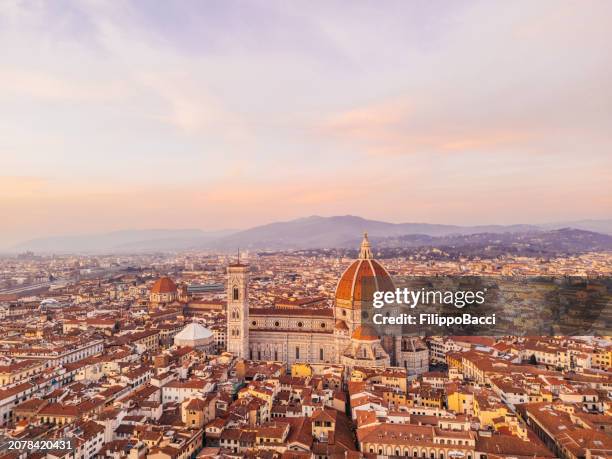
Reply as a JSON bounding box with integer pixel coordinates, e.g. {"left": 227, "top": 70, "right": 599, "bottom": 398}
{"left": 359, "top": 232, "right": 373, "bottom": 259}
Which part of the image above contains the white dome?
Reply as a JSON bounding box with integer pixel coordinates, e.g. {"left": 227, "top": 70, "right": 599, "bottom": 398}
{"left": 175, "top": 322, "right": 213, "bottom": 341}
{"left": 40, "top": 298, "right": 61, "bottom": 308}
{"left": 41, "top": 298, "right": 58, "bottom": 305}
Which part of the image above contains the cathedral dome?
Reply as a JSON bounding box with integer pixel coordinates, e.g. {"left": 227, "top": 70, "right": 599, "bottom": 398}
{"left": 151, "top": 276, "right": 177, "bottom": 294}
{"left": 335, "top": 233, "right": 394, "bottom": 308}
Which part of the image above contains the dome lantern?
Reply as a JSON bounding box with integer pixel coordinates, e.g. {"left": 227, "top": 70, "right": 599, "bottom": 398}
{"left": 359, "top": 232, "right": 373, "bottom": 259}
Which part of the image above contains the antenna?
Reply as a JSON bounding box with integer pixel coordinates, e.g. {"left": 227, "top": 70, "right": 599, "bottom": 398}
{"left": 237, "top": 248, "right": 240, "bottom": 264}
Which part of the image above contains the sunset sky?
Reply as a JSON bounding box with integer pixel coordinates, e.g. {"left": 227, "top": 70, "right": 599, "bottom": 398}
{"left": 1, "top": 0, "right": 611, "bottom": 247}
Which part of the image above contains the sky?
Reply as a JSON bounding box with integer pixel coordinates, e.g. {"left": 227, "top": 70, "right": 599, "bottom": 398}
{"left": 1, "top": 0, "right": 611, "bottom": 247}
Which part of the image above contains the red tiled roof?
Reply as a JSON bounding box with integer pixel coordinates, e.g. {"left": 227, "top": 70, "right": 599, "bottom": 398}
{"left": 151, "top": 277, "right": 177, "bottom": 294}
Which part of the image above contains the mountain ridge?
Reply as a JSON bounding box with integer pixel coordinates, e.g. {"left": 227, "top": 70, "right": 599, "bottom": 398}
{"left": 6, "top": 215, "right": 612, "bottom": 253}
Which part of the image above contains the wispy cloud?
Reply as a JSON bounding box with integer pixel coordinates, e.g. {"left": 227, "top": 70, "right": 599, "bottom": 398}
{"left": 321, "top": 98, "right": 538, "bottom": 156}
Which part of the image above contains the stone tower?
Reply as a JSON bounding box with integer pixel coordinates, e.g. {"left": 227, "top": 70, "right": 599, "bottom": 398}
{"left": 226, "top": 259, "right": 249, "bottom": 358}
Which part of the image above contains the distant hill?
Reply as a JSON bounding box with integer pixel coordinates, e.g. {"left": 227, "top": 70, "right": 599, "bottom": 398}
{"left": 12, "top": 229, "right": 236, "bottom": 253}
{"left": 9, "top": 215, "right": 612, "bottom": 253}
{"left": 540, "top": 219, "right": 612, "bottom": 235}
{"left": 375, "top": 228, "right": 612, "bottom": 255}
{"left": 209, "top": 215, "right": 540, "bottom": 250}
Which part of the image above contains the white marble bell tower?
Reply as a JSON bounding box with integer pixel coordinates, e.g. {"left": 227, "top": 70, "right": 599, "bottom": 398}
{"left": 226, "top": 257, "right": 249, "bottom": 358}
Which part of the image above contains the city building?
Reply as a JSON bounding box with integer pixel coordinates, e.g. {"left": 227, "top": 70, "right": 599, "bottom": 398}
{"left": 149, "top": 276, "right": 178, "bottom": 305}
{"left": 173, "top": 322, "right": 215, "bottom": 354}
{"left": 227, "top": 233, "right": 429, "bottom": 372}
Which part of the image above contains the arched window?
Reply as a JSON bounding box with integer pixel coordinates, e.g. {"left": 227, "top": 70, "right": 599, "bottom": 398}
{"left": 233, "top": 287, "right": 239, "bottom": 301}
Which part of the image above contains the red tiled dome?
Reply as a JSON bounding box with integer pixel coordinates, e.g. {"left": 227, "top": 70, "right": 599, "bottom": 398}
{"left": 151, "top": 277, "right": 177, "bottom": 294}
{"left": 334, "top": 233, "right": 394, "bottom": 308}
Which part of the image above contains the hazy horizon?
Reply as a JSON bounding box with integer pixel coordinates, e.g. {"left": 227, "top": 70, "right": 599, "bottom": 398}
{"left": 5, "top": 214, "right": 612, "bottom": 252}
{"left": 1, "top": 1, "right": 611, "bottom": 246}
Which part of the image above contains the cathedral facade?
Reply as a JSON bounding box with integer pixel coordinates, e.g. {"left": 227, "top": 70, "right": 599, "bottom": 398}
{"left": 226, "top": 234, "right": 429, "bottom": 374}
